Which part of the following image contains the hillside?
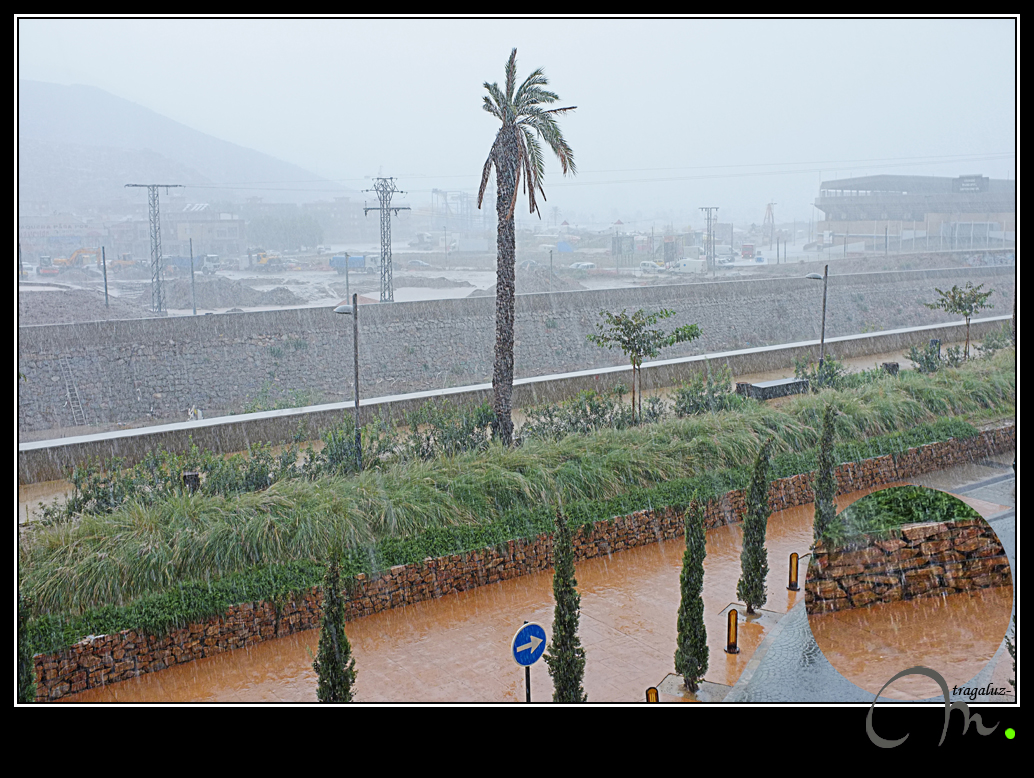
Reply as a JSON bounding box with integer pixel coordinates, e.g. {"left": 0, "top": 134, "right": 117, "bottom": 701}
{"left": 17, "top": 80, "right": 353, "bottom": 211}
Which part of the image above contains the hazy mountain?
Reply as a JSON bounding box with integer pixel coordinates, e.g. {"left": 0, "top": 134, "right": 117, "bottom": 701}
{"left": 18, "top": 79, "right": 352, "bottom": 213}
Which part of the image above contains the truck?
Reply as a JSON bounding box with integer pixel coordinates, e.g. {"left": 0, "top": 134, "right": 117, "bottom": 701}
{"left": 741, "top": 243, "right": 756, "bottom": 260}
{"left": 164, "top": 255, "right": 218, "bottom": 275}
{"left": 330, "top": 254, "right": 376, "bottom": 275}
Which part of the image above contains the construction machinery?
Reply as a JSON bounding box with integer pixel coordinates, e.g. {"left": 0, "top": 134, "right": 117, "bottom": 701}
{"left": 53, "top": 247, "right": 101, "bottom": 272}
{"left": 105, "top": 253, "right": 138, "bottom": 271}
{"left": 36, "top": 256, "right": 59, "bottom": 276}
{"left": 247, "top": 249, "right": 284, "bottom": 272}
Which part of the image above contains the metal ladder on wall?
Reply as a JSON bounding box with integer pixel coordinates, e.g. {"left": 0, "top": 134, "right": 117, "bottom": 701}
{"left": 59, "top": 357, "right": 87, "bottom": 427}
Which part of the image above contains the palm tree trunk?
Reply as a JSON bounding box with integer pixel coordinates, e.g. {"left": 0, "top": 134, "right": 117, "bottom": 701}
{"left": 492, "top": 146, "right": 517, "bottom": 446}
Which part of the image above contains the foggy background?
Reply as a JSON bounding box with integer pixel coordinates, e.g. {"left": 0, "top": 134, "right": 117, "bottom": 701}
{"left": 17, "top": 17, "right": 1016, "bottom": 232}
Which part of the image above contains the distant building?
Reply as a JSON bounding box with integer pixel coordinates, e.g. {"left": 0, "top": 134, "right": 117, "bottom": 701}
{"left": 18, "top": 212, "right": 97, "bottom": 256}
{"left": 813, "top": 174, "right": 1015, "bottom": 251}
{"left": 106, "top": 204, "right": 246, "bottom": 260}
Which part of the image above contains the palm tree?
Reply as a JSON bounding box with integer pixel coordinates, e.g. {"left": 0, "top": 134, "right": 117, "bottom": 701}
{"left": 478, "top": 48, "right": 576, "bottom": 446}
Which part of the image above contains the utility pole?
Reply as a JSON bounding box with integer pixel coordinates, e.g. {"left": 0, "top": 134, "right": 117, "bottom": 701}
{"left": 101, "top": 246, "right": 109, "bottom": 308}
{"left": 189, "top": 238, "right": 197, "bottom": 316}
{"left": 699, "top": 207, "right": 719, "bottom": 271}
{"left": 125, "top": 183, "right": 183, "bottom": 315}
{"left": 364, "top": 177, "right": 410, "bottom": 302}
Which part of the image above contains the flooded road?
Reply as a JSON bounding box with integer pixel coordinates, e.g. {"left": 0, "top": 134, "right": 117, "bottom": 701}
{"left": 63, "top": 486, "right": 898, "bottom": 703}
{"left": 809, "top": 585, "right": 1014, "bottom": 700}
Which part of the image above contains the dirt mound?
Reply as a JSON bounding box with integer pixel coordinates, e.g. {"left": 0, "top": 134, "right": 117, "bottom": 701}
{"left": 160, "top": 277, "right": 307, "bottom": 310}
{"left": 19, "top": 287, "right": 152, "bottom": 326}
{"left": 468, "top": 265, "right": 585, "bottom": 297}
{"left": 393, "top": 276, "right": 475, "bottom": 289}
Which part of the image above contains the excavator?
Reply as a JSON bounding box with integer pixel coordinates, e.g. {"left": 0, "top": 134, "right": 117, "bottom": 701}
{"left": 53, "top": 247, "right": 101, "bottom": 272}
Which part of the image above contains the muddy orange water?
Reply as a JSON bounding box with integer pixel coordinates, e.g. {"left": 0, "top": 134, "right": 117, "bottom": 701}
{"left": 63, "top": 485, "right": 916, "bottom": 704}
{"left": 809, "top": 586, "right": 1014, "bottom": 700}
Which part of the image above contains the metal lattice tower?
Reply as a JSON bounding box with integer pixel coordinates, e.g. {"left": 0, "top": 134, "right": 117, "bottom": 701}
{"left": 125, "top": 183, "right": 183, "bottom": 315}
{"left": 763, "top": 202, "right": 777, "bottom": 248}
{"left": 364, "top": 178, "right": 411, "bottom": 302}
{"left": 700, "top": 206, "right": 718, "bottom": 270}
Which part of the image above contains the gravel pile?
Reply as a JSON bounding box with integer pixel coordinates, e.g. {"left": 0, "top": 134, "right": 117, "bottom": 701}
{"left": 160, "top": 277, "right": 307, "bottom": 309}
{"left": 468, "top": 265, "right": 585, "bottom": 297}
{"left": 19, "top": 287, "right": 152, "bottom": 326}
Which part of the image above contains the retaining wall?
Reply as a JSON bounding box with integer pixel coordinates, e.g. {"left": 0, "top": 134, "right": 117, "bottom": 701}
{"left": 32, "top": 422, "right": 1014, "bottom": 701}
{"left": 18, "top": 265, "right": 1013, "bottom": 435}
{"left": 805, "top": 519, "right": 1011, "bottom": 614}
{"left": 18, "top": 315, "right": 1011, "bottom": 484}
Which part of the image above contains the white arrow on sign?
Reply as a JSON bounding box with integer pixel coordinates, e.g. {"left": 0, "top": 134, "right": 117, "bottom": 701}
{"left": 516, "top": 634, "right": 543, "bottom": 655}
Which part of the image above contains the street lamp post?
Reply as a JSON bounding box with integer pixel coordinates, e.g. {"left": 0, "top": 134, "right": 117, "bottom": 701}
{"left": 806, "top": 266, "right": 829, "bottom": 369}
{"left": 334, "top": 293, "right": 362, "bottom": 472}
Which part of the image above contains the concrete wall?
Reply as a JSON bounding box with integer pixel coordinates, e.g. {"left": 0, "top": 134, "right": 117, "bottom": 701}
{"left": 18, "top": 315, "right": 1012, "bottom": 484}
{"left": 18, "top": 265, "right": 1013, "bottom": 438}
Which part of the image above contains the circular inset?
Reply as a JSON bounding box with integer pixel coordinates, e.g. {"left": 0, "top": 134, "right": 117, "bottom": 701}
{"left": 805, "top": 485, "right": 1014, "bottom": 700}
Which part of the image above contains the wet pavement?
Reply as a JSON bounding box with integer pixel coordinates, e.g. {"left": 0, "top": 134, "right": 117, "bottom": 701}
{"left": 726, "top": 455, "right": 1016, "bottom": 703}
{"left": 63, "top": 494, "right": 835, "bottom": 703}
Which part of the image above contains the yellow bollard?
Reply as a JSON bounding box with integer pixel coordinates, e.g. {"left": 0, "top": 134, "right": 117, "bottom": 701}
{"left": 724, "top": 609, "right": 740, "bottom": 654}
{"left": 787, "top": 552, "right": 800, "bottom": 591}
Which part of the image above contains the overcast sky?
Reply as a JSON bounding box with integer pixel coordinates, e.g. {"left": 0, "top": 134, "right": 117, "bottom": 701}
{"left": 17, "top": 16, "right": 1017, "bottom": 231}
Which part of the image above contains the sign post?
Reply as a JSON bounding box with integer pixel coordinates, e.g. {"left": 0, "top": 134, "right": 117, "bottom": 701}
{"left": 511, "top": 621, "right": 547, "bottom": 702}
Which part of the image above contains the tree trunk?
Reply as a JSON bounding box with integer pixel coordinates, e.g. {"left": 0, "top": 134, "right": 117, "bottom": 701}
{"left": 491, "top": 142, "right": 518, "bottom": 446}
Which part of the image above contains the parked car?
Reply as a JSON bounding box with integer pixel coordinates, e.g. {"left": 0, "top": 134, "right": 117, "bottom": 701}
{"left": 518, "top": 260, "right": 539, "bottom": 271}
{"left": 640, "top": 261, "right": 665, "bottom": 273}
{"left": 408, "top": 259, "right": 431, "bottom": 267}
{"left": 569, "top": 261, "right": 596, "bottom": 270}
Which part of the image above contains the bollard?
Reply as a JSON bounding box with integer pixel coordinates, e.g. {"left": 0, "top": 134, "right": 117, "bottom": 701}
{"left": 182, "top": 471, "right": 201, "bottom": 493}
{"left": 645, "top": 687, "right": 659, "bottom": 702}
{"left": 724, "top": 609, "right": 740, "bottom": 654}
{"left": 787, "top": 552, "right": 800, "bottom": 591}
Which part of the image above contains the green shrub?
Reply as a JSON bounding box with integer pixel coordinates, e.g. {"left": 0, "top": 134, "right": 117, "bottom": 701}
{"left": 673, "top": 361, "right": 751, "bottom": 416}
{"left": 826, "top": 485, "right": 982, "bottom": 545}
{"left": 976, "top": 325, "right": 1013, "bottom": 359}
{"left": 794, "top": 352, "right": 847, "bottom": 390}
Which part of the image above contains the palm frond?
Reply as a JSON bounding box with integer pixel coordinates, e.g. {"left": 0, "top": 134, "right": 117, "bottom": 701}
{"left": 482, "top": 92, "right": 503, "bottom": 120}
{"left": 505, "top": 49, "right": 518, "bottom": 103}
{"left": 477, "top": 151, "right": 495, "bottom": 209}
{"left": 521, "top": 110, "right": 577, "bottom": 176}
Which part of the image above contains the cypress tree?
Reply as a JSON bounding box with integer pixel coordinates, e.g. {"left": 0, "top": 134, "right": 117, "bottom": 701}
{"left": 313, "top": 557, "right": 357, "bottom": 702}
{"left": 813, "top": 403, "right": 839, "bottom": 545}
{"left": 674, "top": 498, "right": 708, "bottom": 692}
{"left": 18, "top": 591, "right": 37, "bottom": 704}
{"left": 544, "top": 507, "right": 587, "bottom": 702}
{"left": 737, "top": 437, "right": 773, "bottom": 615}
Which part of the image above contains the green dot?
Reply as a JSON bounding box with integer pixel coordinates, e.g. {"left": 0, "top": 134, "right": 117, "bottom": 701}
{"left": 1005, "top": 728, "right": 1015, "bottom": 740}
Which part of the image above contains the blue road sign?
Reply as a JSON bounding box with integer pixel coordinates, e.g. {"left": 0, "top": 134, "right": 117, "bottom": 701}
{"left": 511, "top": 622, "right": 547, "bottom": 667}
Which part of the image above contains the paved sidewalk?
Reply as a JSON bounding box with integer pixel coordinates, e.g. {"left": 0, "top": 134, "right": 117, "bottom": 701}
{"left": 726, "top": 459, "right": 1016, "bottom": 703}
